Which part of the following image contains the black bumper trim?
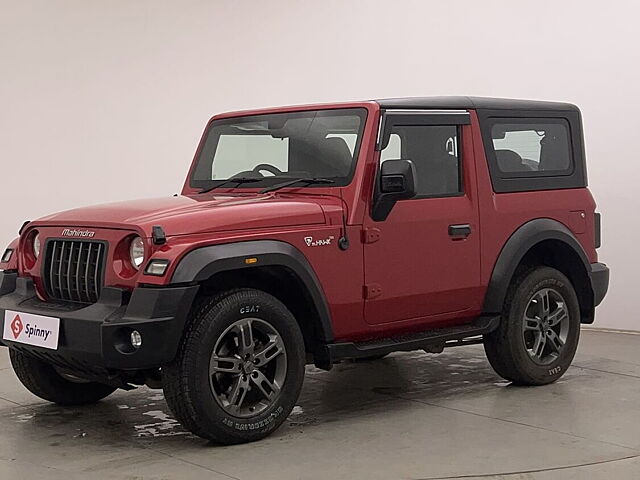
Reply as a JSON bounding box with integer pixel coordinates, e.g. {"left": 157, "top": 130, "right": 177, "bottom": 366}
{"left": 590, "top": 262, "right": 609, "bottom": 307}
{"left": 0, "top": 270, "right": 17, "bottom": 296}
{"left": 0, "top": 272, "right": 198, "bottom": 371}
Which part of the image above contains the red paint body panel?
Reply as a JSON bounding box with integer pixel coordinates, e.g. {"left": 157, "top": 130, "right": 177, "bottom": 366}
{"left": 33, "top": 195, "right": 327, "bottom": 237}
{"left": 467, "top": 110, "right": 598, "bottom": 291}
{"left": 362, "top": 123, "right": 482, "bottom": 331}
{"left": 2, "top": 101, "right": 601, "bottom": 344}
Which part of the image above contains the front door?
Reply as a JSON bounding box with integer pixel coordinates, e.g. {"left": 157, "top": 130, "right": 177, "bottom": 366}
{"left": 364, "top": 115, "right": 482, "bottom": 326}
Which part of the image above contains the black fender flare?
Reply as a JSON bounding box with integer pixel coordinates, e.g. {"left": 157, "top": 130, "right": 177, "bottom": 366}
{"left": 170, "top": 240, "right": 333, "bottom": 342}
{"left": 482, "top": 218, "right": 591, "bottom": 314}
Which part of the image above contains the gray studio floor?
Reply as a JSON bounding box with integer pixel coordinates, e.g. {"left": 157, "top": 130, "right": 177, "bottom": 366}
{"left": 0, "top": 329, "right": 638, "bottom": 479}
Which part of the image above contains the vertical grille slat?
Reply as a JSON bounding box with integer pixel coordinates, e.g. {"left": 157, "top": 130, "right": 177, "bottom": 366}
{"left": 44, "top": 240, "right": 105, "bottom": 304}
{"left": 49, "top": 240, "right": 58, "bottom": 299}
{"left": 57, "top": 241, "right": 66, "bottom": 299}
{"left": 84, "top": 243, "right": 93, "bottom": 302}
{"left": 93, "top": 244, "right": 102, "bottom": 301}
{"left": 65, "top": 241, "right": 74, "bottom": 301}
{"left": 53, "top": 241, "right": 61, "bottom": 298}
{"left": 74, "top": 242, "right": 83, "bottom": 302}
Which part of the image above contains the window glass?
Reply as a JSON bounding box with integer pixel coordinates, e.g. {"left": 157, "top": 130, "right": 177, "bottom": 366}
{"left": 191, "top": 109, "right": 367, "bottom": 190}
{"left": 381, "top": 133, "right": 401, "bottom": 162}
{"left": 381, "top": 125, "right": 461, "bottom": 196}
{"left": 213, "top": 136, "right": 288, "bottom": 178}
{"left": 491, "top": 121, "right": 571, "bottom": 174}
{"left": 326, "top": 133, "right": 358, "bottom": 155}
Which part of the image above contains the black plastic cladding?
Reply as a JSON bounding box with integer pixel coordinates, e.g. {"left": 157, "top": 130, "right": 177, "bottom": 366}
{"left": 374, "top": 97, "right": 587, "bottom": 193}
{"left": 171, "top": 240, "right": 334, "bottom": 342}
{"left": 482, "top": 218, "right": 593, "bottom": 318}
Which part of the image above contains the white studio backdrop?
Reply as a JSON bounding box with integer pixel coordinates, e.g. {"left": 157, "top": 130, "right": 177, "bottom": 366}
{"left": 0, "top": 0, "right": 637, "bottom": 330}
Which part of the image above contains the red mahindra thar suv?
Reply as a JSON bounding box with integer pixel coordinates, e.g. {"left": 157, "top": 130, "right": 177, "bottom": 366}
{"left": 0, "top": 97, "right": 609, "bottom": 444}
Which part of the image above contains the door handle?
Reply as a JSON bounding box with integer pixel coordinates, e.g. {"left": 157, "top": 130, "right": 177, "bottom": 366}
{"left": 448, "top": 224, "right": 471, "bottom": 238}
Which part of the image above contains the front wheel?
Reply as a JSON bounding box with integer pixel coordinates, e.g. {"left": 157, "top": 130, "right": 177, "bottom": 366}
{"left": 484, "top": 266, "right": 581, "bottom": 386}
{"left": 9, "top": 350, "right": 116, "bottom": 405}
{"left": 163, "top": 289, "right": 305, "bottom": 444}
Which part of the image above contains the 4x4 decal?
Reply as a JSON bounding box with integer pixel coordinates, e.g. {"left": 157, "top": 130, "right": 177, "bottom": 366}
{"left": 304, "top": 235, "right": 335, "bottom": 247}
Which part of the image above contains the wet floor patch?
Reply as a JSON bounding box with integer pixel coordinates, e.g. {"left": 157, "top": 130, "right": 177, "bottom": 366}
{"left": 1, "top": 334, "right": 638, "bottom": 479}
{"left": 134, "top": 410, "right": 190, "bottom": 438}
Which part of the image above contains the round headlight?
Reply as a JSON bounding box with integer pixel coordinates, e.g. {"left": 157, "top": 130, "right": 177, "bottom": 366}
{"left": 129, "top": 236, "right": 145, "bottom": 269}
{"left": 33, "top": 233, "right": 41, "bottom": 259}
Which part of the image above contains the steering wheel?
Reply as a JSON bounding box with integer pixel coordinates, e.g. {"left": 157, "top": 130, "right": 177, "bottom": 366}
{"left": 252, "top": 164, "right": 283, "bottom": 176}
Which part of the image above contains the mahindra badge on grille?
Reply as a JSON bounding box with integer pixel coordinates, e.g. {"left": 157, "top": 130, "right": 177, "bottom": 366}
{"left": 61, "top": 228, "right": 96, "bottom": 238}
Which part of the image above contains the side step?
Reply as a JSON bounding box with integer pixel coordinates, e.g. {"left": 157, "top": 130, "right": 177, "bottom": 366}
{"left": 322, "top": 316, "right": 500, "bottom": 365}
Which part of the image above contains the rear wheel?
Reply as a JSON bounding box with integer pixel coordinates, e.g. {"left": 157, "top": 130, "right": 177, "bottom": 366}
{"left": 163, "top": 289, "right": 305, "bottom": 444}
{"left": 484, "top": 266, "right": 580, "bottom": 386}
{"left": 9, "top": 350, "right": 116, "bottom": 405}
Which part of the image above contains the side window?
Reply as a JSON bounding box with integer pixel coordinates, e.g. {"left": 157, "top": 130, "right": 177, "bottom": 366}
{"left": 381, "top": 133, "right": 401, "bottom": 162}
{"left": 381, "top": 125, "right": 461, "bottom": 196}
{"left": 491, "top": 120, "right": 572, "bottom": 175}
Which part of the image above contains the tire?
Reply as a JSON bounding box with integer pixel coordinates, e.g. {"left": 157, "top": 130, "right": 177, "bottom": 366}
{"left": 163, "top": 289, "right": 305, "bottom": 444}
{"left": 9, "top": 349, "right": 116, "bottom": 405}
{"left": 484, "top": 266, "right": 581, "bottom": 386}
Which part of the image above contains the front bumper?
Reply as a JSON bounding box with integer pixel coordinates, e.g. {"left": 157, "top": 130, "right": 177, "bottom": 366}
{"left": 0, "top": 271, "right": 198, "bottom": 374}
{"left": 590, "top": 262, "right": 609, "bottom": 307}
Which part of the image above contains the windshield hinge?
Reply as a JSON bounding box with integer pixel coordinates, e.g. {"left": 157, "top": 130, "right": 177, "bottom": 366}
{"left": 363, "top": 283, "right": 382, "bottom": 299}
{"left": 362, "top": 228, "right": 381, "bottom": 244}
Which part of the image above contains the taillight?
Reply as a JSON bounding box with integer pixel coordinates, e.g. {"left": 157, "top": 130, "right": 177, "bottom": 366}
{"left": 594, "top": 212, "right": 601, "bottom": 248}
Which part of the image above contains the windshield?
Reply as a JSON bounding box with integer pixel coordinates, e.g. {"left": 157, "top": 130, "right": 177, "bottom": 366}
{"left": 190, "top": 108, "right": 367, "bottom": 190}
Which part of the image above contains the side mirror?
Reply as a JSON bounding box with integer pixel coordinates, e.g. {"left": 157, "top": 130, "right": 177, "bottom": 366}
{"left": 372, "top": 159, "right": 417, "bottom": 221}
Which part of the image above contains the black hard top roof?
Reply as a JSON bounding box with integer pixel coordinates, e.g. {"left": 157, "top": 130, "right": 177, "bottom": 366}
{"left": 375, "top": 96, "right": 579, "bottom": 112}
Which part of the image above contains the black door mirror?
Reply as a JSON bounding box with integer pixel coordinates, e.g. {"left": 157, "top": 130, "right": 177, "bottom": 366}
{"left": 372, "top": 159, "right": 418, "bottom": 221}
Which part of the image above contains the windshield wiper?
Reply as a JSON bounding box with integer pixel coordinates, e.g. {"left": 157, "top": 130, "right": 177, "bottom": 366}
{"left": 260, "top": 177, "right": 335, "bottom": 194}
{"left": 198, "top": 177, "right": 263, "bottom": 194}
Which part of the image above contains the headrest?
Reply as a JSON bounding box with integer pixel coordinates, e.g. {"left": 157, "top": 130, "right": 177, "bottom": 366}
{"left": 324, "top": 137, "right": 352, "bottom": 158}
{"left": 495, "top": 149, "right": 531, "bottom": 172}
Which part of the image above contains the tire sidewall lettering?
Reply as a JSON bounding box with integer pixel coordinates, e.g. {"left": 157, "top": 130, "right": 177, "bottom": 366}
{"left": 221, "top": 405, "right": 284, "bottom": 431}
{"left": 239, "top": 304, "right": 261, "bottom": 315}
{"left": 548, "top": 366, "right": 562, "bottom": 376}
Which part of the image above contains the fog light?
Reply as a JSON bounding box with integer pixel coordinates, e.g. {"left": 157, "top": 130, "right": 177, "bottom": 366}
{"left": 144, "top": 259, "right": 170, "bottom": 276}
{"left": 130, "top": 330, "right": 142, "bottom": 349}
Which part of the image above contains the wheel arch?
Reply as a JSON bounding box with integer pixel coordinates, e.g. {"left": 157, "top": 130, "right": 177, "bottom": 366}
{"left": 483, "top": 218, "right": 595, "bottom": 323}
{"left": 170, "top": 240, "right": 334, "bottom": 348}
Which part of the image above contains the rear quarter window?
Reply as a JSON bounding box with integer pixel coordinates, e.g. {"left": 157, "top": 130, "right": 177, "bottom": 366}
{"left": 479, "top": 111, "right": 586, "bottom": 193}
{"left": 490, "top": 119, "right": 573, "bottom": 176}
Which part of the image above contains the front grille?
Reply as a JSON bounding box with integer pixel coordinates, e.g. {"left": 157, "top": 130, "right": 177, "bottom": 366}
{"left": 43, "top": 240, "right": 106, "bottom": 304}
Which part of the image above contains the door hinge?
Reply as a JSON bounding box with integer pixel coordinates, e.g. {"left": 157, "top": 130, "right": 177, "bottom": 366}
{"left": 362, "top": 227, "right": 381, "bottom": 244}
{"left": 363, "top": 283, "right": 382, "bottom": 299}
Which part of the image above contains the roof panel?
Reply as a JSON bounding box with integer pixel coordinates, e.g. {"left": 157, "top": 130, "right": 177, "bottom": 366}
{"left": 374, "top": 96, "right": 579, "bottom": 112}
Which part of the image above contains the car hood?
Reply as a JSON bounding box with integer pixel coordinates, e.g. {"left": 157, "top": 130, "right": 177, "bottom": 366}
{"left": 32, "top": 194, "right": 328, "bottom": 237}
